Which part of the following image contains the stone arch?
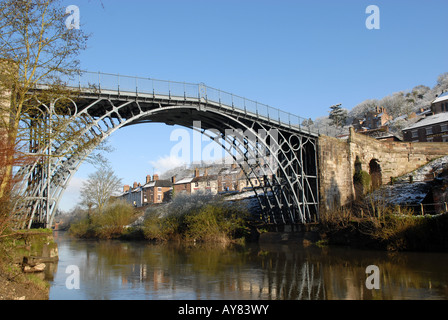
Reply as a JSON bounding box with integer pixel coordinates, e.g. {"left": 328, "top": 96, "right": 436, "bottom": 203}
{"left": 369, "top": 159, "right": 382, "bottom": 190}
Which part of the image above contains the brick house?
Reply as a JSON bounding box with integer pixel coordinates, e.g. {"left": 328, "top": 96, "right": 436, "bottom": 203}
{"left": 402, "top": 92, "right": 448, "bottom": 142}
{"left": 191, "top": 168, "right": 218, "bottom": 195}
{"left": 173, "top": 176, "right": 193, "bottom": 195}
{"left": 218, "top": 164, "right": 243, "bottom": 192}
{"left": 174, "top": 168, "right": 218, "bottom": 195}
{"left": 431, "top": 91, "right": 448, "bottom": 114}
{"left": 142, "top": 174, "right": 173, "bottom": 205}
{"left": 402, "top": 113, "right": 448, "bottom": 142}
{"left": 352, "top": 106, "right": 392, "bottom": 131}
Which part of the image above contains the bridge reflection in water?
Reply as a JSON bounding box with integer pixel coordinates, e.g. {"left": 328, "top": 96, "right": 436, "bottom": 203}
{"left": 49, "top": 233, "right": 448, "bottom": 300}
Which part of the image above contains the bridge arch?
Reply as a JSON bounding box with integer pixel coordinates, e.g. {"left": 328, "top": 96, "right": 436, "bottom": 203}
{"left": 15, "top": 74, "right": 319, "bottom": 228}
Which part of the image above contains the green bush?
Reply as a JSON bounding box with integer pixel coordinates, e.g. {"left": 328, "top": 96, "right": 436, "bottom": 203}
{"left": 69, "top": 200, "right": 136, "bottom": 239}
{"left": 354, "top": 170, "right": 371, "bottom": 194}
{"left": 142, "top": 196, "right": 249, "bottom": 243}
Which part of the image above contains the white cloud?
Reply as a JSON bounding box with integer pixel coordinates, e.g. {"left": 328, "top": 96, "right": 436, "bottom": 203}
{"left": 150, "top": 155, "right": 186, "bottom": 174}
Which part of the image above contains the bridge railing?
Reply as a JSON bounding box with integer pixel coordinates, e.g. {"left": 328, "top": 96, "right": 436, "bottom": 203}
{"left": 66, "top": 71, "right": 325, "bottom": 135}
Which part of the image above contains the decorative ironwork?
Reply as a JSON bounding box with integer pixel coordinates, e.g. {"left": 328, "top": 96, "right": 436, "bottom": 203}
{"left": 14, "top": 72, "right": 319, "bottom": 228}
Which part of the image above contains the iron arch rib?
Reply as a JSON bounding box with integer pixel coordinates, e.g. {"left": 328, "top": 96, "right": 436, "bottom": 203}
{"left": 16, "top": 83, "right": 319, "bottom": 228}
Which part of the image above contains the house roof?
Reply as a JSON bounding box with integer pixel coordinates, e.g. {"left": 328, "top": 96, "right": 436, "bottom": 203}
{"left": 403, "top": 112, "right": 448, "bottom": 130}
{"left": 143, "top": 180, "right": 172, "bottom": 188}
{"left": 175, "top": 177, "right": 194, "bottom": 185}
{"left": 433, "top": 92, "right": 448, "bottom": 104}
{"left": 192, "top": 175, "right": 218, "bottom": 183}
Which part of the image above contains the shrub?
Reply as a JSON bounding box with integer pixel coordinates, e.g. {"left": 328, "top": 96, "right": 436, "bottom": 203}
{"left": 142, "top": 194, "right": 249, "bottom": 243}
{"left": 354, "top": 170, "right": 371, "bottom": 191}
{"left": 92, "top": 201, "right": 136, "bottom": 239}
{"left": 69, "top": 200, "right": 137, "bottom": 239}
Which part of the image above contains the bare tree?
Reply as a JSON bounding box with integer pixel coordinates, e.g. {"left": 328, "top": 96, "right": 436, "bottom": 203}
{"left": 80, "top": 164, "right": 122, "bottom": 213}
{"left": 0, "top": 0, "right": 89, "bottom": 201}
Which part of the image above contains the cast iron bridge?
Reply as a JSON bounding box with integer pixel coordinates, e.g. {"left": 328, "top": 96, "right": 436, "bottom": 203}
{"left": 14, "top": 71, "right": 320, "bottom": 229}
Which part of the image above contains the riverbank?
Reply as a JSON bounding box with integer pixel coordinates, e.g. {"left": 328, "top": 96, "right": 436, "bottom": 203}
{"left": 317, "top": 212, "right": 448, "bottom": 252}
{"left": 0, "top": 229, "right": 58, "bottom": 300}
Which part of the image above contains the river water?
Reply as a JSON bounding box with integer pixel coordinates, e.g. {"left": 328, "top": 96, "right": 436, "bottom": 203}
{"left": 48, "top": 231, "right": 448, "bottom": 300}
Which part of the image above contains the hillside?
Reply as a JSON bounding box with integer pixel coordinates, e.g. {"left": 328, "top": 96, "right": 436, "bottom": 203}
{"left": 315, "top": 72, "right": 448, "bottom": 137}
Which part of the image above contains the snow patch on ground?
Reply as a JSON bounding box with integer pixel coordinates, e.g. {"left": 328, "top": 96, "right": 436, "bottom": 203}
{"left": 396, "top": 156, "right": 448, "bottom": 183}
{"left": 371, "top": 156, "right": 448, "bottom": 206}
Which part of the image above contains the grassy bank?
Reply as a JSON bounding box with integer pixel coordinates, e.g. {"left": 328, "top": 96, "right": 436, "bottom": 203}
{"left": 69, "top": 194, "right": 251, "bottom": 244}
{"left": 318, "top": 205, "right": 448, "bottom": 251}
{"left": 0, "top": 229, "right": 54, "bottom": 300}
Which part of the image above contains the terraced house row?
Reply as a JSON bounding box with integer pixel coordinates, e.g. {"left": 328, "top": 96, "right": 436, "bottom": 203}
{"left": 118, "top": 164, "right": 269, "bottom": 208}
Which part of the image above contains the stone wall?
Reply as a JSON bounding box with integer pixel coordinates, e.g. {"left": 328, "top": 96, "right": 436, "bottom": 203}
{"left": 318, "top": 127, "right": 448, "bottom": 211}
{"left": 318, "top": 134, "right": 354, "bottom": 211}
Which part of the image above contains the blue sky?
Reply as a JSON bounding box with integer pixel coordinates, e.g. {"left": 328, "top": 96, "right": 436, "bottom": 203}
{"left": 58, "top": 0, "right": 448, "bottom": 211}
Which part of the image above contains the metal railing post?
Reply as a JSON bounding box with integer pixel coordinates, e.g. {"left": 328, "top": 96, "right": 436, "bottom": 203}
{"left": 117, "top": 73, "right": 120, "bottom": 95}
{"left": 152, "top": 79, "right": 155, "bottom": 99}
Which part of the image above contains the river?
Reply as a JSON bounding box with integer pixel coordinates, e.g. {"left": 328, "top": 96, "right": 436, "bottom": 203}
{"left": 48, "top": 231, "right": 448, "bottom": 300}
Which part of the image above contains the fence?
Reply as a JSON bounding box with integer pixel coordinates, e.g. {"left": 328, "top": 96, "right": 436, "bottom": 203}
{"left": 57, "top": 71, "right": 338, "bottom": 136}
{"left": 396, "top": 202, "right": 448, "bottom": 216}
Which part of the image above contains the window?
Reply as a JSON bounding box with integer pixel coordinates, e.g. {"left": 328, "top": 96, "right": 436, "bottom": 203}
{"left": 441, "top": 124, "right": 448, "bottom": 132}
{"left": 206, "top": 181, "right": 210, "bottom": 187}
{"left": 411, "top": 130, "right": 418, "bottom": 138}
{"left": 157, "top": 195, "right": 161, "bottom": 201}
{"left": 195, "top": 182, "right": 199, "bottom": 187}
{"left": 426, "top": 127, "right": 433, "bottom": 135}
{"left": 427, "top": 137, "right": 433, "bottom": 142}
{"left": 157, "top": 187, "right": 162, "bottom": 192}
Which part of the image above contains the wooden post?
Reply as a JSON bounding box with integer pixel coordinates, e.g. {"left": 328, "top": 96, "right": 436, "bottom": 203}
{"left": 421, "top": 203, "right": 424, "bottom": 216}
{"left": 445, "top": 202, "right": 447, "bottom": 213}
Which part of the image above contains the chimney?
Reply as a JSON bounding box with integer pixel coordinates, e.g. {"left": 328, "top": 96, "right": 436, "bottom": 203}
{"left": 146, "top": 175, "right": 151, "bottom": 184}
{"left": 171, "top": 176, "right": 176, "bottom": 184}
{"left": 133, "top": 182, "right": 138, "bottom": 189}
{"left": 194, "top": 168, "right": 199, "bottom": 178}
{"left": 153, "top": 174, "right": 159, "bottom": 181}
{"left": 204, "top": 168, "right": 208, "bottom": 176}
{"left": 123, "top": 185, "right": 130, "bottom": 193}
